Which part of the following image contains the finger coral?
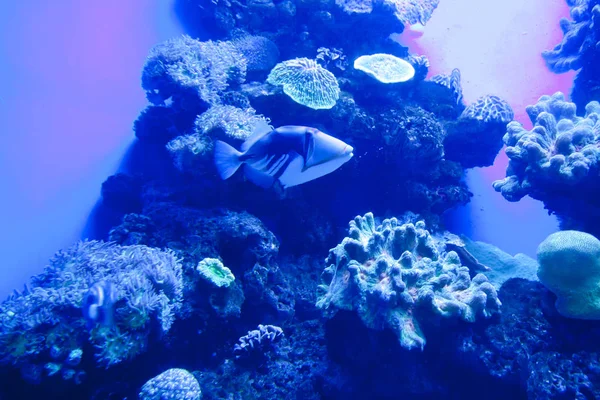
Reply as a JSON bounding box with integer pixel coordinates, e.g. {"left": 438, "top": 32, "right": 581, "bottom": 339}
{"left": 493, "top": 92, "right": 600, "bottom": 202}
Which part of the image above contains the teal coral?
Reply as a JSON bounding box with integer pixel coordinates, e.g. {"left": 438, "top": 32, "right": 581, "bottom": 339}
{"left": 537, "top": 230, "right": 600, "bottom": 319}
{"left": 493, "top": 92, "right": 600, "bottom": 202}
{"left": 0, "top": 241, "right": 184, "bottom": 380}
{"left": 266, "top": 58, "right": 340, "bottom": 110}
{"left": 353, "top": 53, "right": 415, "bottom": 83}
{"left": 316, "top": 213, "right": 501, "bottom": 350}
{"left": 196, "top": 258, "right": 235, "bottom": 288}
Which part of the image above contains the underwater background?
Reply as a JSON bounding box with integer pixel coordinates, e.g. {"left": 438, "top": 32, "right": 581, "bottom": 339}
{"left": 1, "top": 0, "right": 600, "bottom": 398}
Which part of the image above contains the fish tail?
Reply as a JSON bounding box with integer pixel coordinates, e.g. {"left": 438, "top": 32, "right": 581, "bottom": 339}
{"left": 214, "top": 140, "right": 243, "bottom": 180}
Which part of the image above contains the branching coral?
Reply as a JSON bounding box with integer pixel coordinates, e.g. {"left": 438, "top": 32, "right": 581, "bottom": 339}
{"left": 0, "top": 241, "right": 183, "bottom": 382}
{"left": 316, "top": 213, "right": 500, "bottom": 350}
{"left": 493, "top": 92, "right": 600, "bottom": 202}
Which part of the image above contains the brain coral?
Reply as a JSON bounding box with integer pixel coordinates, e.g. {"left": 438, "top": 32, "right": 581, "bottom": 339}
{"left": 139, "top": 368, "right": 201, "bottom": 400}
{"left": 316, "top": 213, "right": 501, "bottom": 350}
{"left": 493, "top": 92, "right": 600, "bottom": 202}
{"left": 460, "top": 95, "right": 514, "bottom": 124}
{"left": 537, "top": 230, "right": 600, "bottom": 320}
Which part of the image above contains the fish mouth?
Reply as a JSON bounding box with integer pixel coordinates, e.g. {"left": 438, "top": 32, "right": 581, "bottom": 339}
{"left": 343, "top": 145, "right": 354, "bottom": 157}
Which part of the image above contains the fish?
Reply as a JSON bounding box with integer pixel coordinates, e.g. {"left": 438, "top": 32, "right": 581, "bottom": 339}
{"left": 82, "top": 281, "right": 118, "bottom": 329}
{"left": 213, "top": 123, "right": 354, "bottom": 189}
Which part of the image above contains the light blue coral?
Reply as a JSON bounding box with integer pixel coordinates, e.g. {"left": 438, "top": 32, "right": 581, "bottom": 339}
{"left": 316, "top": 213, "right": 501, "bottom": 350}
{"left": 493, "top": 92, "right": 600, "bottom": 202}
{"left": 267, "top": 58, "right": 340, "bottom": 110}
{"left": 139, "top": 368, "right": 202, "bottom": 400}
{"left": 353, "top": 53, "right": 416, "bottom": 83}
{"left": 460, "top": 95, "right": 514, "bottom": 124}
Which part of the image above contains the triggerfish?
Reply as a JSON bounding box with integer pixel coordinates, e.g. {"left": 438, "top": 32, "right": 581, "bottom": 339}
{"left": 214, "top": 124, "right": 354, "bottom": 189}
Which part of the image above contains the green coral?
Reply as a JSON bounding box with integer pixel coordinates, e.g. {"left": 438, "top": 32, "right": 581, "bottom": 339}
{"left": 267, "top": 57, "right": 340, "bottom": 110}
{"left": 316, "top": 213, "right": 501, "bottom": 350}
{"left": 197, "top": 258, "right": 235, "bottom": 288}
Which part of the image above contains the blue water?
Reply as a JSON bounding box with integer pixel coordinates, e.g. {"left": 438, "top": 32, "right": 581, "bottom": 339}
{"left": 1, "top": 1, "right": 599, "bottom": 399}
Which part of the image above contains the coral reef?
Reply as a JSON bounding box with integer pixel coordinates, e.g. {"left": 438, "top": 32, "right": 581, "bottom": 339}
{"left": 316, "top": 213, "right": 501, "bottom": 350}
{"left": 0, "top": 241, "right": 183, "bottom": 382}
{"left": 459, "top": 278, "right": 600, "bottom": 399}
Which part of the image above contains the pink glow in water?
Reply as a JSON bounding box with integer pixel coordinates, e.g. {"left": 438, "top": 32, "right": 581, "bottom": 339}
{"left": 399, "top": 0, "right": 576, "bottom": 257}
{"left": 0, "top": 1, "right": 181, "bottom": 296}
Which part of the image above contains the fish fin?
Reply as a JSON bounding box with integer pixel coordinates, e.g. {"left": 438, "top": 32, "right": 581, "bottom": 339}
{"left": 102, "top": 305, "right": 115, "bottom": 328}
{"left": 241, "top": 120, "right": 273, "bottom": 152}
{"left": 243, "top": 164, "right": 276, "bottom": 189}
{"left": 214, "top": 140, "right": 243, "bottom": 180}
{"left": 303, "top": 130, "right": 315, "bottom": 171}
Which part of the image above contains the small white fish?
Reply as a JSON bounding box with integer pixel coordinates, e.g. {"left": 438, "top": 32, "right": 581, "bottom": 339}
{"left": 214, "top": 123, "right": 354, "bottom": 189}
{"left": 82, "top": 281, "right": 117, "bottom": 329}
